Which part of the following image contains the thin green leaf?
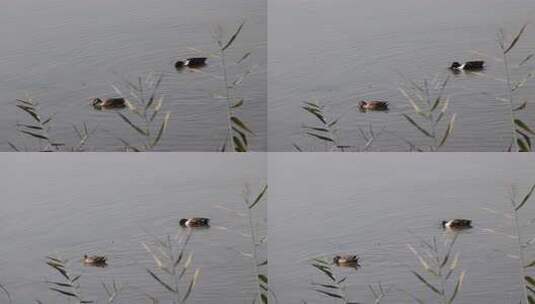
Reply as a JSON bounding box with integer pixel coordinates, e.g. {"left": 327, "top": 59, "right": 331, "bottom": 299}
{"left": 7, "top": 142, "right": 20, "bottom": 152}
{"left": 518, "top": 138, "right": 530, "bottom": 152}
{"left": 233, "top": 136, "right": 247, "bottom": 152}
{"left": 20, "top": 130, "right": 47, "bottom": 140}
{"left": 17, "top": 124, "right": 42, "bottom": 130}
{"left": 16, "top": 105, "right": 40, "bottom": 122}
{"left": 151, "top": 112, "right": 170, "bottom": 148}
{"left": 49, "top": 288, "right": 77, "bottom": 298}
{"left": 237, "top": 52, "right": 251, "bottom": 64}
{"left": 400, "top": 87, "right": 424, "bottom": 115}
{"left": 117, "top": 113, "right": 147, "bottom": 136}
{"left": 146, "top": 269, "right": 176, "bottom": 293}
{"left": 231, "top": 116, "right": 254, "bottom": 134}
{"left": 180, "top": 269, "right": 199, "bottom": 304}
{"left": 525, "top": 260, "right": 535, "bottom": 268}
{"left": 231, "top": 99, "right": 244, "bottom": 108}
{"left": 410, "top": 271, "right": 441, "bottom": 295}
{"left": 303, "top": 126, "right": 329, "bottom": 132}
{"left": 306, "top": 132, "right": 334, "bottom": 142}
{"left": 313, "top": 289, "right": 343, "bottom": 299}
{"left": 249, "top": 185, "right": 267, "bottom": 209}
{"left": 311, "top": 263, "right": 336, "bottom": 282}
{"left": 302, "top": 106, "right": 326, "bottom": 124}
{"left": 515, "top": 119, "right": 535, "bottom": 135}
{"left": 222, "top": 21, "right": 245, "bottom": 51}
{"left": 438, "top": 114, "right": 456, "bottom": 148}
{"left": 505, "top": 23, "right": 528, "bottom": 54}
{"left": 258, "top": 274, "right": 268, "bottom": 284}
{"left": 448, "top": 271, "right": 465, "bottom": 303}
{"left": 527, "top": 276, "right": 535, "bottom": 287}
{"left": 514, "top": 101, "right": 529, "bottom": 111}
{"left": 516, "top": 184, "right": 535, "bottom": 211}
{"left": 402, "top": 114, "right": 433, "bottom": 138}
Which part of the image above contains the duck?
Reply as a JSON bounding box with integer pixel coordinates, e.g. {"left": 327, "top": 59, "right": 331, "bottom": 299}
{"left": 175, "top": 57, "right": 207, "bottom": 70}
{"left": 333, "top": 255, "right": 360, "bottom": 267}
{"left": 91, "top": 97, "right": 126, "bottom": 110}
{"left": 359, "top": 100, "right": 389, "bottom": 112}
{"left": 83, "top": 255, "right": 107, "bottom": 266}
{"left": 442, "top": 219, "right": 472, "bottom": 230}
{"left": 179, "top": 217, "right": 210, "bottom": 228}
{"left": 449, "top": 61, "right": 484, "bottom": 71}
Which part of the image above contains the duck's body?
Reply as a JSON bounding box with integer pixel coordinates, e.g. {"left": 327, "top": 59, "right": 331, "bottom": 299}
{"left": 359, "top": 100, "right": 389, "bottom": 111}
{"left": 83, "top": 255, "right": 107, "bottom": 266}
{"left": 450, "top": 61, "right": 484, "bottom": 71}
{"left": 91, "top": 97, "right": 126, "bottom": 110}
{"left": 333, "top": 255, "right": 360, "bottom": 267}
{"left": 179, "top": 217, "right": 210, "bottom": 228}
{"left": 175, "top": 57, "right": 207, "bottom": 69}
{"left": 442, "top": 219, "right": 472, "bottom": 230}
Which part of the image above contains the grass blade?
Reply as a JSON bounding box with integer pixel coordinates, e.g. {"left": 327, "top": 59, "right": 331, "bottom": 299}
{"left": 222, "top": 21, "right": 245, "bottom": 51}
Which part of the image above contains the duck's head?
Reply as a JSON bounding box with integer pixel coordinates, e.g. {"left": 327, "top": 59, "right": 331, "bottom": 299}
{"left": 441, "top": 220, "right": 448, "bottom": 227}
{"left": 179, "top": 218, "right": 188, "bottom": 226}
{"left": 450, "top": 62, "right": 461, "bottom": 69}
{"left": 332, "top": 256, "right": 340, "bottom": 264}
{"left": 175, "top": 61, "right": 185, "bottom": 69}
{"left": 91, "top": 98, "right": 103, "bottom": 107}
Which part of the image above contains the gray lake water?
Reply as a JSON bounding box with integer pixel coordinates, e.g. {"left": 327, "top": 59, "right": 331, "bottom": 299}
{"left": 269, "top": 0, "right": 535, "bottom": 151}
{"left": 0, "top": 153, "right": 266, "bottom": 303}
{"left": 269, "top": 153, "right": 535, "bottom": 303}
{"left": 0, "top": 0, "right": 266, "bottom": 151}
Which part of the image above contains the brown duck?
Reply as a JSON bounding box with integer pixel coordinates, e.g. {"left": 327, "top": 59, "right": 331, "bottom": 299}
{"left": 359, "top": 100, "right": 389, "bottom": 111}
{"left": 83, "top": 255, "right": 107, "bottom": 266}
{"left": 333, "top": 255, "right": 360, "bottom": 267}
{"left": 91, "top": 97, "right": 126, "bottom": 110}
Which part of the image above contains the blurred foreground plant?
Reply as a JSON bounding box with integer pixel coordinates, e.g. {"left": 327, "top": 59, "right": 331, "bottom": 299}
{"left": 497, "top": 24, "right": 535, "bottom": 151}
{"left": 400, "top": 76, "right": 456, "bottom": 151}
{"left": 142, "top": 230, "right": 199, "bottom": 304}
{"left": 212, "top": 21, "right": 255, "bottom": 152}
{"left": 243, "top": 185, "right": 270, "bottom": 303}
{"left": 509, "top": 183, "right": 535, "bottom": 303}
{"left": 9, "top": 98, "right": 95, "bottom": 151}
{"left": 111, "top": 73, "right": 170, "bottom": 151}
{"left": 405, "top": 234, "right": 465, "bottom": 304}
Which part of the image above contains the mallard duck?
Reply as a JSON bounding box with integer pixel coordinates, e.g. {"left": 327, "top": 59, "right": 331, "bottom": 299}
{"left": 91, "top": 97, "right": 126, "bottom": 110}
{"left": 179, "top": 217, "right": 210, "bottom": 228}
{"left": 175, "top": 57, "right": 207, "bottom": 69}
{"left": 83, "top": 255, "right": 107, "bottom": 266}
{"left": 442, "top": 219, "right": 472, "bottom": 230}
{"left": 333, "top": 255, "right": 360, "bottom": 267}
{"left": 359, "top": 100, "right": 389, "bottom": 111}
{"left": 449, "top": 61, "right": 484, "bottom": 71}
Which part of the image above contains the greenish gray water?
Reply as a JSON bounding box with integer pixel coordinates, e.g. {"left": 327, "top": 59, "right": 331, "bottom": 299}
{"left": 269, "top": 0, "right": 535, "bottom": 151}
{"left": 0, "top": 0, "right": 266, "bottom": 151}
{"left": 0, "top": 153, "right": 266, "bottom": 303}
{"left": 269, "top": 153, "right": 535, "bottom": 303}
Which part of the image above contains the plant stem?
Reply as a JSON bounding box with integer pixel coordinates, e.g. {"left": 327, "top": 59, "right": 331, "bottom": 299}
{"left": 221, "top": 50, "right": 235, "bottom": 152}
{"left": 512, "top": 200, "right": 529, "bottom": 304}
{"left": 503, "top": 51, "right": 519, "bottom": 152}
{"left": 247, "top": 204, "right": 263, "bottom": 303}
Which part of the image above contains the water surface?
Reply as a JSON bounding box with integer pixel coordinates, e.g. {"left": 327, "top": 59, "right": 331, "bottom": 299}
{"left": 1, "top": 153, "right": 266, "bottom": 303}
{"left": 0, "top": 0, "right": 266, "bottom": 151}
{"left": 269, "top": 0, "right": 535, "bottom": 151}
{"left": 269, "top": 153, "right": 535, "bottom": 303}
